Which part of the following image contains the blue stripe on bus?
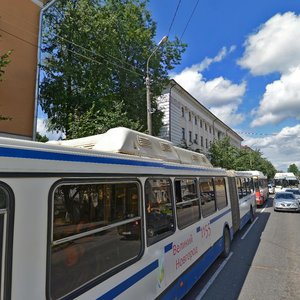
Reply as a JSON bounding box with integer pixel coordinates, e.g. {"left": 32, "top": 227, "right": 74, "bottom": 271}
{"left": 210, "top": 208, "right": 231, "bottom": 224}
{"left": 160, "top": 235, "right": 226, "bottom": 300}
{"left": 96, "top": 260, "right": 159, "bottom": 300}
{"left": 0, "top": 146, "right": 224, "bottom": 173}
{"left": 164, "top": 243, "right": 173, "bottom": 253}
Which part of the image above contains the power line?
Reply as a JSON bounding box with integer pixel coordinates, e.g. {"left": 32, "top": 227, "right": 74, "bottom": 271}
{"left": 180, "top": 0, "right": 200, "bottom": 41}
{"left": 56, "top": 35, "right": 144, "bottom": 77}
{"left": 167, "top": 0, "right": 182, "bottom": 36}
{"left": 238, "top": 131, "right": 300, "bottom": 138}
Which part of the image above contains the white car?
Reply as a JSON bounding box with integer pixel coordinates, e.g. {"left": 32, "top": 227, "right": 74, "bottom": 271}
{"left": 273, "top": 192, "right": 300, "bottom": 212}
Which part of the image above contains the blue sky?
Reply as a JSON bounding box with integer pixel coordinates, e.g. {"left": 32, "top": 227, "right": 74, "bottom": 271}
{"left": 146, "top": 0, "right": 300, "bottom": 171}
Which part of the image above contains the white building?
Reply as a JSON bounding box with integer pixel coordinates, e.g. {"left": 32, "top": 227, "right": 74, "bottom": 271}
{"left": 158, "top": 79, "right": 243, "bottom": 156}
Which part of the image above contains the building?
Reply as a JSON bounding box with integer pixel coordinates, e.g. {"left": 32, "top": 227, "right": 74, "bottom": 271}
{"left": 158, "top": 79, "right": 243, "bottom": 156}
{"left": 0, "top": 0, "right": 46, "bottom": 140}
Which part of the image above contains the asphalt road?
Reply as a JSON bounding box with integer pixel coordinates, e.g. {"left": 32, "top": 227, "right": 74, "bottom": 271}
{"left": 184, "top": 196, "right": 300, "bottom": 300}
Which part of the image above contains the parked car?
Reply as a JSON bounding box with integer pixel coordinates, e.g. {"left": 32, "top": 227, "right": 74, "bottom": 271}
{"left": 284, "top": 188, "right": 300, "bottom": 203}
{"left": 273, "top": 192, "right": 300, "bottom": 212}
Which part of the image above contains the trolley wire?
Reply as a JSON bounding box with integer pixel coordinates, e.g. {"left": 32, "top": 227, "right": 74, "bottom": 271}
{"left": 167, "top": 0, "right": 182, "bottom": 36}
{"left": 180, "top": 0, "right": 200, "bottom": 41}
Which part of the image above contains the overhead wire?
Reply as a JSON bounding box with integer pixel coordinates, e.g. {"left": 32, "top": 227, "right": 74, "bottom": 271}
{"left": 167, "top": 0, "right": 182, "bottom": 36}
{"left": 180, "top": 0, "right": 200, "bottom": 41}
{"left": 56, "top": 35, "right": 144, "bottom": 77}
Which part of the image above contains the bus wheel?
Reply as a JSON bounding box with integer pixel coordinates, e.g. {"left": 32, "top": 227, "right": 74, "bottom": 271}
{"left": 221, "top": 227, "right": 231, "bottom": 258}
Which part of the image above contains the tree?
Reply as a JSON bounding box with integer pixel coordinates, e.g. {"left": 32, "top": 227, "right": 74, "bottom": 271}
{"left": 36, "top": 132, "right": 49, "bottom": 142}
{"left": 287, "top": 164, "right": 299, "bottom": 177}
{"left": 67, "top": 101, "right": 141, "bottom": 139}
{"left": 208, "top": 137, "right": 238, "bottom": 170}
{"left": 40, "top": 0, "right": 186, "bottom": 138}
{"left": 209, "top": 139, "right": 276, "bottom": 179}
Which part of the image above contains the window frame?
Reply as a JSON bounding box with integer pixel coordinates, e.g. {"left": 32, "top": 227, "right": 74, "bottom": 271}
{"left": 47, "top": 178, "right": 144, "bottom": 300}
{"left": 144, "top": 177, "right": 175, "bottom": 246}
{"left": 199, "top": 177, "right": 217, "bottom": 218}
{"left": 174, "top": 177, "right": 201, "bottom": 229}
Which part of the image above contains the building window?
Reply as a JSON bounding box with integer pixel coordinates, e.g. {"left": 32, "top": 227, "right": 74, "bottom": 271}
{"left": 200, "top": 119, "right": 203, "bottom": 128}
{"left": 209, "top": 126, "right": 211, "bottom": 134}
{"left": 195, "top": 134, "right": 198, "bottom": 144}
{"left": 182, "top": 128, "right": 185, "bottom": 140}
{"left": 195, "top": 117, "right": 197, "bottom": 125}
{"left": 189, "top": 112, "right": 192, "bottom": 121}
{"left": 181, "top": 107, "right": 184, "bottom": 117}
{"left": 205, "top": 138, "right": 208, "bottom": 148}
{"left": 201, "top": 136, "right": 203, "bottom": 147}
{"left": 189, "top": 131, "right": 192, "bottom": 143}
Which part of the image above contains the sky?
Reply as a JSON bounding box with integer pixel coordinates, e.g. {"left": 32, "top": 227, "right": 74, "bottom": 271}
{"left": 38, "top": 0, "right": 300, "bottom": 172}
{"left": 146, "top": 0, "right": 300, "bottom": 171}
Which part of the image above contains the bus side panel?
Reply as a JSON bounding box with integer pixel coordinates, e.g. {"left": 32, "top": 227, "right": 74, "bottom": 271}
{"left": 5, "top": 178, "right": 55, "bottom": 300}
{"left": 159, "top": 235, "right": 225, "bottom": 300}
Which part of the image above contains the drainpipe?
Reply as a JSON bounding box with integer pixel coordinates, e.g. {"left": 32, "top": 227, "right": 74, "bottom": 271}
{"left": 168, "top": 82, "right": 176, "bottom": 142}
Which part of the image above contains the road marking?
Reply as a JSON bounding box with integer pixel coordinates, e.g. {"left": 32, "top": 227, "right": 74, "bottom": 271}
{"left": 241, "top": 217, "right": 259, "bottom": 240}
{"left": 195, "top": 252, "right": 233, "bottom": 300}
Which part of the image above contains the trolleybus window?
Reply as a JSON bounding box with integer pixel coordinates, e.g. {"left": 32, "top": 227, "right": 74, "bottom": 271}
{"left": 50, "top": 181, "right": 142, "bottom": 299}
{"left": 214, "top": 177, "right": 228, "bottom": 210}
{"left": 199, "top": 178, "right": 217, "bottom": 217}
{"left": 175, "top": 178, "right": 200, "bottom": 229}
{"left": 145, "top": 178, "right": 174, "bottom": 246}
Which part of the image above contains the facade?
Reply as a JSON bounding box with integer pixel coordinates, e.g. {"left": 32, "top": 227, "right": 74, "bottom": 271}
{"left": 158, "top": 79, "right": 243, "bottom": 156}
{"left": 0, "top": 0, "right": 45, "bottom": 139}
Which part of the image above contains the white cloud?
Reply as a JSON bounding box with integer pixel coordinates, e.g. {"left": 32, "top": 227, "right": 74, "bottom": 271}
{"left": 37, "top": 118, "right": 65, "bottom": 140}
{"left": 251, "top": 66, "right": 300, "bottom": 127}
{"left": 242, "top": 124, "right": 300, "bottom": 171}
{"left": 238, "top": 12, "right": 300, "bottom": 75}
{"left": 210, "top": 103, "right": 245, "bottom": 126}
{"left": 172, "top": 46, "right": 246, "bottom": 126}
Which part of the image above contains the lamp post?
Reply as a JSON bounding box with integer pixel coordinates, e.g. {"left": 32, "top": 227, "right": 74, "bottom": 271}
{"left": 146, "top": 35, "right": 168, "bottom": 135}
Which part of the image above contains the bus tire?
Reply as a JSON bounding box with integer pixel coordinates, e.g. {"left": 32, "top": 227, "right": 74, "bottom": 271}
{"left": 221, "top": 227, "right": 231, "bottom": 258}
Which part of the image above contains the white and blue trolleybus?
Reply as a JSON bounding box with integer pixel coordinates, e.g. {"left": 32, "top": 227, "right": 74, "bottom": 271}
{"left": 0, "top": 127, "right": 256, "bottom": 300}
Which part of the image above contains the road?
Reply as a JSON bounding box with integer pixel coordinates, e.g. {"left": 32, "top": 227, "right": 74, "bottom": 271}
{"left": 184, "top": 196, "right": 300, "bottom": 300}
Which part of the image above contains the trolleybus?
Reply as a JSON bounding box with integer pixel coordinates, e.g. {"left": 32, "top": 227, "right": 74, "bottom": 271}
{"left": 0, "top": 127, "right": 256, "bottom": 300}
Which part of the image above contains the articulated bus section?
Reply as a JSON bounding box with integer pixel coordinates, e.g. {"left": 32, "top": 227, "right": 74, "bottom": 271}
{"left": 0, "top": 127, "right": 256, "bottom": 300}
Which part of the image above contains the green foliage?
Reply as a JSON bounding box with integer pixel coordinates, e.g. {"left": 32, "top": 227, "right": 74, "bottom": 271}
{"left": 0, "top": 50, "right": 12, "bottom": 82}
{"left": 209, "top": 138, "right": 277, "bottom": 178}
{"left": 36, "top": 132, "right": 49, "bottom": 142}
{"left": 40, "top": 0, "right": 186, "bottom": 138}
{"left": 287, "top": 164, "right": 299, "bottom": 177}
{"left": 67, "top": 101, "right": 142, "bottom": 139}
{"left": 208, "top": 136, "right": 238, "bottom": 170}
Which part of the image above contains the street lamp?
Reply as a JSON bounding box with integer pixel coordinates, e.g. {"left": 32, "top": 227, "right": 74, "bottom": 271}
{"left": 146, "top": 35, "right": 168, "bottom": 135}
